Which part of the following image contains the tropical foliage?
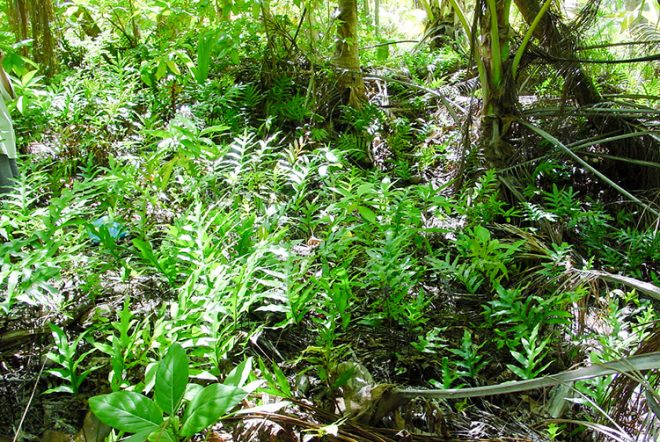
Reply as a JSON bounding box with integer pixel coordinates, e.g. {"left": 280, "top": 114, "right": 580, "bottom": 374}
{"left": 0, "top": 1, "right": 658, "bottom": 441}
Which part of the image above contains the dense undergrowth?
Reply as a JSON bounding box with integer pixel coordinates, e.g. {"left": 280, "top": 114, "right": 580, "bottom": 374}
{"left": 1, "top": 1, "right": 659, "bottom": 441}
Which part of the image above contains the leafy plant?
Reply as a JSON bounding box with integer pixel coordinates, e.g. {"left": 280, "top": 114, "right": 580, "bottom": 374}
{"left": 430, "top": 356, "right": 465, "bottom": 390}
{"left": 10, "top": 69, "right": 51, "bottom": 125}
{"left": 545, "top": 423, "right": 564, "bottom": 441}
{"left": 411, "top": 326, "right": 446, "bottom": 354}
{"left": 89, "top": 344, "right": 249, "bottom": 440}
{"left": 454, "top": 226, "right": 523, "bottom": 288}
{"left": 428, "top": 252, "right": 486, "bottom": 294}
{"left": 506, "top": 324, "right": 553, "bottom": 379}
{"left": 482, "top": 285, "right": 575, "bottom": 349}
{"left": 92, "top": 298, "right": 151, "bottom": 392}
{"left": 316, "top": 267, "right": 353, "bottom": 332}
{"left": 543, "top": 184, "right": 581, "bottom": 219}
{"left": 460, "top": 170, "right": 510, "bottom": 223}
{"left": 45, "top": 324, "right": 97, "bottom": 394}
{"left": 450, "top": 330, "right": 487, "bottom": 379}
{"left": 364, "top": 229, "right": 418, "bottom": 324}
{"left": 258, "top": 358, "right": 292, "bottom": 399}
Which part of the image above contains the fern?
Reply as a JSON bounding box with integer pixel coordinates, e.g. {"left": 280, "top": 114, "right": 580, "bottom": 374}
{"left": 336, "top": 133, "right": 371, "bottom": 164}
{"left": 521, "top": 202, "right": 558, "bottom": 222}
{"left": 216, "top": 131, "right": 255, "bottom": 187}
{"left": 239, "top": 83, "right": 263, "bottom": 109}
{"left": 388, "top": 117, "right": 413, "bottom": 158}
{"left": 277, "top": 138, "right": 312, "bottom": 208}
{"left": 277, "top": 95, "right": 310, "bottom": 122}
{"left": 340, "top": 103, "right": 384, "bottom": 133}
{"left": 543, "top": 184, "right": 580, "bottom": 218}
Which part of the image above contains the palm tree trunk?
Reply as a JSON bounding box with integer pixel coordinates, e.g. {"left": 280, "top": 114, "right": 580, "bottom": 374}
{"left": 335, "top": 0, "right": 366, "bottom": 107}
{"left": 479, "top": 0, "right": 516, "bottom": 168}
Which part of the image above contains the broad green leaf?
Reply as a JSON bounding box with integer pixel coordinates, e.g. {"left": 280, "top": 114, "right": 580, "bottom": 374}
{"left": 49, "top": 323, "right": 67, "bottom": 350}
{"left": 357, "top": 206, "right": 376, "bottom": 224}
{"left": 159, "top": 158, "right": 176, "bottom": 191}
{"left": 123, "top": 430, "right": 152, "bottom": 442}
{"left": 181, "top": 384, "right": 246, "bottom": 436}
{"left": 92, "top": 342, "right": 113, "bottom": 354}
{"left": 22, "top": 69, "right": 38, "bottom": 84}
{"left": 183, "top": 383, "right": 204, "bottom": 402}
{"left": 271, "top": 361, "right": 291, "bottom": 397}
{"left": 148, "top": 427, "right": 176, "bottom": 442}
{"left": 165, "top": 60, "right": 180, "bottom": 76}
{"left": 44, "top": 385, "right": 74, "bottom": 395}
{"left": 200, "top": 125, "right": 230, "bottom": 136}
{"left": 224, "top": 358, "right": 252, "bottom": 388}
{"left": 89, "top": 392, "right": 163, "bottom": 434}
{"left": 144, "top": 362, "right": 159, "bottom": 395}
{"left": 156, "top": 61, "right": 167, "bottom": 80}
{"left": 356, "top": 183, "right": 373, "bottom": 195}
{"left": 45, "top": 367, "right": 70, "bottom": 380}
{"left": 507, "top": 364, "right": 528, "bottom": 379}
{"left": 155, "top": 344, "right": 189, "bottom": 415}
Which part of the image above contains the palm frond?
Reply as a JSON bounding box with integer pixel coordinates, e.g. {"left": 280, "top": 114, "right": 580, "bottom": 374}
{"left": 630, "top": 23, "right": 660, "bottom": 51}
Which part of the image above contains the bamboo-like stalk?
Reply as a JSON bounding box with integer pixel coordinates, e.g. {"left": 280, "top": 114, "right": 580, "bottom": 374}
{"left": 398, "top": 352, "right": 660, "bottom": 399}
{"left": 576, "top": 270, "right": 660, "bottom": 302}
{"left": 485, "top": 0, "right": 503, "bottom": 87}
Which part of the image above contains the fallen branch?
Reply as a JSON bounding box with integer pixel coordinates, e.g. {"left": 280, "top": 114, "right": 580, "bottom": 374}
{"left": 356, "top": 352, "right": 660, "bottom": 423}
{"left": 576, "top": 270, "right": 660, "bottom": 302}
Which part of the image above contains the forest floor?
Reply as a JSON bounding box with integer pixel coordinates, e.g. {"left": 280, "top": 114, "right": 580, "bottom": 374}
{"left": 0, "top": 36, "right": 659, "bottom": 442}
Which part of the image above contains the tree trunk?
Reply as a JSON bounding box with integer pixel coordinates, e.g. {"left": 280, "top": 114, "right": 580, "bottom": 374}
{"left": 28, "top": 0, "right": 56, "bottom": 74}
{"left": 8, "top": 0, "right": 30, "bottom": 57}
{"left": 478, "top": 0, "right": 517, "bottom": 168}
{"left": 8, "top": 0, "right": 56, "bottom": 73}
{"left": 513, "top": 0, "right": 601, "bottom": 105}
{"left": 335, "top": 0, "right": 366, "bottom": 107}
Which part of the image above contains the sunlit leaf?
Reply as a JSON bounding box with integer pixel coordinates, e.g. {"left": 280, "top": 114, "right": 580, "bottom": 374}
{"left": 89, "top": 392, "right": 162, "bottom": 434}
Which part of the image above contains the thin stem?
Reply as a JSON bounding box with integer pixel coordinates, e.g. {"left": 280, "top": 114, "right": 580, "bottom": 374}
{"left": 512, "top": 0, "right": 552, "bottom": 79}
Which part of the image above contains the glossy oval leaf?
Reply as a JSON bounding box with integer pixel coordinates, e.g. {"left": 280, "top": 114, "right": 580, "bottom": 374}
{"left": 181, "top": 384, "right": 246, "bottom": 436}
{"left": 154, "top": 343, "right": 189, "bottom": 415}
{"left": 89, "top": 391, "right": 162, "bottom": 434}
